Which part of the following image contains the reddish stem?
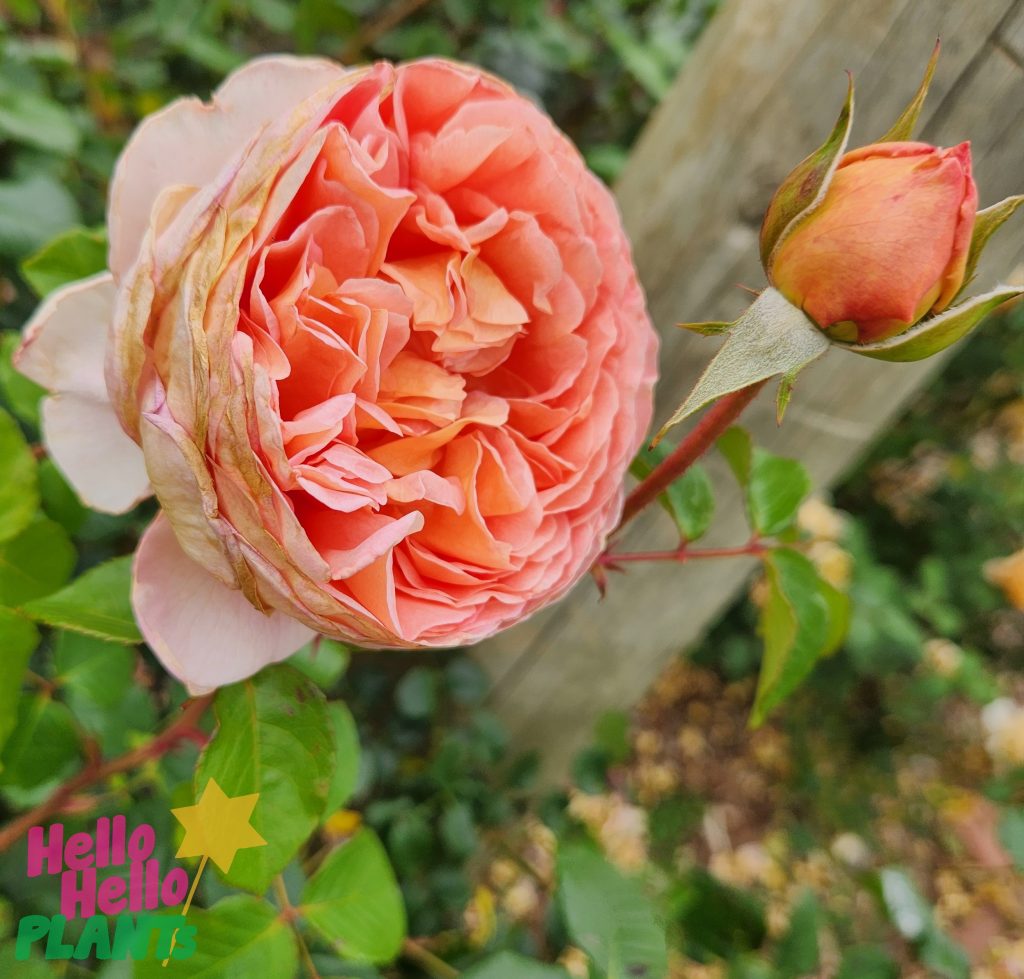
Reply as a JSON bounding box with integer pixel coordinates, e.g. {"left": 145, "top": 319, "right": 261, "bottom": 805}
{"left": 616, "top": 380, "right": 768, "bottom": 531}
{"left": 600, "top": 539, "right": 766, "bottom": 567}
{"left": 0, "top": 694, "right": 213, "bottom": 853}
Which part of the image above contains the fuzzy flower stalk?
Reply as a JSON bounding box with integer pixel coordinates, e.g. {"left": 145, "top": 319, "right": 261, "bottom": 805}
{"left": 653, "top": 42, "right": 1023, "bottom": 446}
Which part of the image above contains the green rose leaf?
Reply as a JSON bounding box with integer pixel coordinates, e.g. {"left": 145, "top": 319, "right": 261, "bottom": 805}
{"left": 0, "top": 407, "right": 39, "bottom": 546}
{"left": 835, "top": 946, "right": 899, "bottom": 979}
{"left": 395, "top": 666, "right": 439, "bottom": 720}
{"left": 323, "top": 700, "right": 360, "bottom": 817}
{"left": 998, "top": 808, "right": 1024, "bottom": 871}
{"left": 877, "top": 868, "right": 930, "bottom": 941}
{"left": 558, "top": 844, "right": 667, "bottom": 979}
{"left": 21, "top": 226, "right": 108, "bottom": 297}
{"left": 775, "top": 889, "right": 820, "bottom": 975}
{"left": 0, "top": 517, "right": 75, "bottom": 606}
{"left": 440, "top": 801, "right": 478, "bottom": 859}
{"left": 0, "top": 82, "right": 80, "bottom": 156}
{"left": 0, "top": 692, "right": 80, "bottom": 790}
{"left": 22, "top": 556, "right": 142, "bottom": 644}
{"left": 675, "top": 868, "right": 767, "bottom": 958}
{"left": 0, "top": 608, "right": 39, "bottom": 766}
{"left": 747, "top": 449, "right": 811, "bottom": 536}
{"left": 292, "top": 637, "right": 350, "bottom": 689}
{"left": 752, "top": 548, "right": 850, "bottom": 726}
{"left": 631, "top": 445, "right": 715, "bottom": 542}
{"left": 300, "top": 829, "right": 406, "bottom": 965}
{"left": 0, "top": 173, "right": 80, "bottom": 259}
{"left": 37, "top": 459, "right": 88, "bottom": 535}
{"left": 717, "top": 426, "right": 753, "bottom": 486}
{"left": 0, "top": 940, "right": 53, "bottom": 979}
{"left": 463, "top": 952, "right": 569, "bottom": 978}
{"left": 919, "top": 927, "right": 970, "bottom": 979}
{"left": 196, "top": 664, "right": 335, "bottom": 894}
{"left": 134, "top": 895, "right": 298, "bottom": 979}
{"left": 54, "top": 630, "right": 136, "bottom": 719}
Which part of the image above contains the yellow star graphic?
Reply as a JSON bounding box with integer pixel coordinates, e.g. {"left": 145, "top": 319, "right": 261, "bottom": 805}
{"left": 171, "top": 778, "right": 267, "bottom": 873}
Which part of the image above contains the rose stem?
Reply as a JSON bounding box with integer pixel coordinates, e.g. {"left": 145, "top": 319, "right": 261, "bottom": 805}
{"left": 402, "top": 938, "right": 460, "bottom": 978}
{"left": 274, "top": 876, "right": 322, "bottom": 979}
{"left": 600, "top": 538, "right": 767, "bottom": 566}
{"left": 615, "top": 379, "right": 768, "bottom": 532}
{"left": 0, "top": 694, "right": 213, "bottom": 853}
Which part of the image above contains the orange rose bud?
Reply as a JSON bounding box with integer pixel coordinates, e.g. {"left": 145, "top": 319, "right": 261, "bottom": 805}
{"left": 766, "top": 141, "right": 978, "bottom": 344}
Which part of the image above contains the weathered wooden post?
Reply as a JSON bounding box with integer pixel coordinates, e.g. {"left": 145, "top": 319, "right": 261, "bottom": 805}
{"left": 475, "top": 0, "right": 1024, "bottom": 782}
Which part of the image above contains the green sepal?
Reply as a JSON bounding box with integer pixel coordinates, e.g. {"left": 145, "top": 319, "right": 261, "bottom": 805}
{"left": 776, "top": 371, "right": 797, "bottom": 425}
{"left": 960, "top": 195, "right": 1024, "bottom": 293}
{"left": 835, "top": 286, "right": 1022, "bottom": 362}
{"left": 677, "top": 320, "right": 734, "bottom": 336}
{"left": 653, "top": 288, "right": 830, "bottom": 445}
{"left": 759, "top": 75, "right": 854, "bottom": 269}
{"left": 878, "top": 40, "right": 940, "bottom": 142}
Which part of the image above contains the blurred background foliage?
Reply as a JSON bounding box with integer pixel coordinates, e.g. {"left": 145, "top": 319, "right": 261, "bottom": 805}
{"left": 2, "top": 1, "right": 1024, "bottom": 977}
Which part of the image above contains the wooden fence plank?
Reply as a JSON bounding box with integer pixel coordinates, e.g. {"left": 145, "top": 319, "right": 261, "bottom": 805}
{"left": 474, "top": 0, "right": 1024, "bottom": 782}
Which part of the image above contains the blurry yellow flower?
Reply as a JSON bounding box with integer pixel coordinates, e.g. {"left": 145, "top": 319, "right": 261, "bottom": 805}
{"left": 634, "top": 729, "right": 662, "bottom": 757}
{"left": 559, "top": 947, "right": 591, "bottom": 978}
{"left": 997, "top": 399, "right": 1024, "bottom": 465}
{"left": 710, "top": 842, "right": 777, "bottom": 889}
{"left": 635, "top": 762, "right": 679, "bottom": 805}
{"left": 985, "top": 550, "right": 1024, "bottom": 610}
{"left": 501, "top": 878, "right": 540, "bottom": 920}
{"left": 923, "top": 638, "right": 964, "bottom": 678}
{"left": 677, "top": 725, "right": 708, "bottom": 760}
{"left": 981, "top": 698, "right": 1024, "bottom": 769}
{"left": 808, "top": 540, "right": 853, "bottom": 589}
{"left": 322, "top": 809, "right": 362, "bottom": 840}
{"left": 749, "top": 575, "right": 770, "bottom": 608}
{"left": 798, "top": 497, "right": 847, "bottom": 542}
{"left": 830, "top": 832, "right": 872, "bottom": 869}
{"left": 600, "top": 799, "right": 649, "bottom": 871}
{"left": 488, "top": 858, "right": 520, "bottom": 890}
{"left": 567, "top": 790, "right": 612, "bottom": 827}
{"left": 568, "top": 790, "right": 649, "bottom": 871}
{"left": 464, "top": 886, "right": 496, "bottom": 948}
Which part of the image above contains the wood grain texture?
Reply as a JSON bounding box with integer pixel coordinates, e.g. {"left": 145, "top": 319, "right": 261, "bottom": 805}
{"left": 474, "top": 0, "right": 1024, "bottom": 782}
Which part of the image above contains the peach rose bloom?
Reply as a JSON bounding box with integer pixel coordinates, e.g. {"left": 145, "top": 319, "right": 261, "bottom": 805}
{"left": 17, "top": 57, "right": 658, "bottom": 691}
{"left": 767, "top": 141, "right": 977, "bottom": 343}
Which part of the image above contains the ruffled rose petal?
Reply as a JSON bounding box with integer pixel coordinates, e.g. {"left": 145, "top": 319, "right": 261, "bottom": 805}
{"left": 101, "top": 56, "right": 659, "bottom": 670}
{"left": 133, "top": 513, "right": 315, "bottom": 693}
{"left": 108, "top": 56, "right": 346, "bottom": 279}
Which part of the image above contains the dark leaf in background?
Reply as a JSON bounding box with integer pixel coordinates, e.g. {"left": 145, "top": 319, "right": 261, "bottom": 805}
{"left": 559, "top": 844, "right": 668, "bottom": 979}
{"left": 0, "top": 407, "right": 39, "bottom": 545}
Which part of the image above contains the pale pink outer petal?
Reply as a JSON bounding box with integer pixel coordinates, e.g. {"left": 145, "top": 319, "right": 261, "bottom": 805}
{"left": 41, "top": 395, "right": 151, "bottom": 514}
{"left": 16, "top": 272, "right": 115, "bottom": 400}
{"left": 108, "top": 55, "right": 347, "bottom": 279}
{"left": 133, "top": 513, "right": 315, "bottom": 693}
{"left": 15, "top": 273, "right": 152, "bottom": 514}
